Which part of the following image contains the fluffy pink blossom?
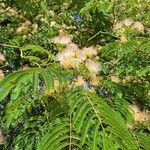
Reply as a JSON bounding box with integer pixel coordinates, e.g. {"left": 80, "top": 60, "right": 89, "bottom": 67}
{"left": 113, "top": 22, "right": 123, "bottom": 30}
{"left": 123, "top": 18, "right": 134, "bottom": 26}
{"left": 60, "top": 57, "right": 77, "bottom": 69}
{"left": 52, "top": 35, "right": 72, "bottom": 45}
{"left": 130, "top": 105, "right": 150, "bottom": 122}
{"left": 0, "top": 53, "right": 6, "bottom": 61}
{"left": 66, "top": 42, "right": 79, "bottom": 51}
{"left": 82, "top": 46, "right": 97, "bottom": 57}
{"left": 86, "top": 59, "right": 101, "bottom": 74}
{"left": 63, "top": 49, "right": 75, "bottom": 57}
{"left": 56, "top": 52, "right": 66, "bottom": 61}
{"left": 132, "top": 21, "right": 144, "bottom": 33}
{"left": 75, "top": 76, "right": 85, "bottom": 86}
{"left": 89, "top": 74, "right": 100, "bottom": 86}
{"left": 75, "top": 50, "right": 87, "bottom": 62}
{"left": 0, "top": 70, "right": 4, "bottom": 80}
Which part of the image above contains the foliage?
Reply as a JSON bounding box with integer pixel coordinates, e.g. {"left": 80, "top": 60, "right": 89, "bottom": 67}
{"left": 0, "top": 0, "right": 150, "bottom": 150}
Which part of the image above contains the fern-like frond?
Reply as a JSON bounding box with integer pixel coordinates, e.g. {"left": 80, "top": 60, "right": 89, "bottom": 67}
{"left": 20, "top": 44, "right": 56, "bottom": 64}
{"left": 37, "top": 118, "right": 81, "bottom": 150}
{"left": 0, "top": 64, "right": 67, "bottom": 129}
{"left": 12, "top": 116, "right": 46, "bottom": 150}
{"left": 68, "top": 90, "right": 138, "bottom": 149}
{"left": 101, "top": 38, "right": 150, "bottom": 75}
{"left": 135, "top": 132, "right": 150, "bottom": 150}
{"left": 0, "top": 71, "right": 26, "bottom": 102}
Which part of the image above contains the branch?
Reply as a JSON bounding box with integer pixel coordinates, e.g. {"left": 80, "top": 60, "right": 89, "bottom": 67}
{"left": 0, "top": 43, "right": 19, "bottom": 48}
{"left": 85, "top": 30, "right": 118, "bottom": 45}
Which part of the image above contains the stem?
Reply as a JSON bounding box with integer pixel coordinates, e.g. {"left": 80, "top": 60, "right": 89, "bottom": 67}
{"left": 85, "top": 30, "right": 118, "bottom": 45}
{"left": 0, "top": 43, "right": 19, "bottom": 48}
{"left": 69, "top": 114, "right": 72, "bottom": 150}
{"left": 112, "top": 0, "right": 117, "bottom": 29}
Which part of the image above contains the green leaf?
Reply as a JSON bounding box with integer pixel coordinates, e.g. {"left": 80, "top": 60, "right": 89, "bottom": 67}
{"left": 21, "top": 45, "right": 49, "bottom": 55}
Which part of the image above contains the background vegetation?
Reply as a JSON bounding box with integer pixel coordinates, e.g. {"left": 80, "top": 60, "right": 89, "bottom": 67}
{"left": 0, "top": 0, "right": 150, "bottom": 149}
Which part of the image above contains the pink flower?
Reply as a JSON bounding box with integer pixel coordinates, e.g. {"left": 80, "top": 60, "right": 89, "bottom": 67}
{"left": 52, "top": 35, "right": 72, "bottom": 45}
{"left": 132, "top": 21, "right": 144, "bottom": 33}
{"left": 0, "top": 70, "right": 4, "bottom": 80}
{"left": 123, "top": 18, "right": 133, "bottom": 26}
{"left": 75, "top": 76, "right": 85, "bottom": 86}
{"left": 86, "top": 59, "right": 101, "bottom": 74}
{"left": 63, "top": 49, "right": 75, "bottom": 57}
{"left": 66, "top": 42, "right": 79, "bottom": 51}
{"left": 56, "top": 52, "right": 66, "bottom": 61}
{"left": 75, "top": 50, "right": 87, "bottom": 62}
{"left": 134, "top": 112, "right": 150, "bottom": 122}
{"left": 60, "top": 57, "right": 77, "bottom": 69}
{"left": 89, "top": 74, "right": 100, "bottom": 86}
{"left": 113, "top": 22, "right": 123, "bottom": 30}
{"left": 82, "top": 46, "right": 97, "bottom": 57}
{"left": 0, "top": 53, "right": 6, "bottom": 62}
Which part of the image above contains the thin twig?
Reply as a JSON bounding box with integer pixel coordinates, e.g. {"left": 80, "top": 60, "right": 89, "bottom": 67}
{"left": 87, "top": 30, "right": 103, "bottom": 42}
{"left": 85, "top": 30, "right": 118, "bottom": 45}
{"left": 0, "top": 43, "right": 19, "bottom": 48}
{"left": 112, "top": 0, "right": 117, "bottom": 29}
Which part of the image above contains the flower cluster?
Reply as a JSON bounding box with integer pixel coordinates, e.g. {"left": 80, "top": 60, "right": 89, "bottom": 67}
{"left": 114, "top": 18, "right": 145, "bottom": 42}
{"left": 52, "top": 34, "right": 73, "bottom": 45}
{"left": 123, "top": 19, "right": 144, "bottom": 33}
{"left": 0, "top": 70, "right": 4, "bottom": 80}
{"left": 53, "top": 34, "right": 101, "bottom": 87}
{"left": 130, "top": 104, "right": 150, "bottom": 122}
{"left": 114, "top": 18, "right": 144, "bottom": 33}
{"left": 16, "top": 20, "right": 38, "bottom": 35}
{"left": 0, "top": 52, "right": 6, "bottom": 62}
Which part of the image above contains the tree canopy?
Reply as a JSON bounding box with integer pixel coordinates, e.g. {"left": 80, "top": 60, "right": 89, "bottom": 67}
{"left": 0, "top": 0, "right": 150, "bottom": 150}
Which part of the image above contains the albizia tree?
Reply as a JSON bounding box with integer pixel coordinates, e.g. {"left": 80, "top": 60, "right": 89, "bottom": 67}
{"left": 0, "top": 0, "right": 150, "bottom": 150}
